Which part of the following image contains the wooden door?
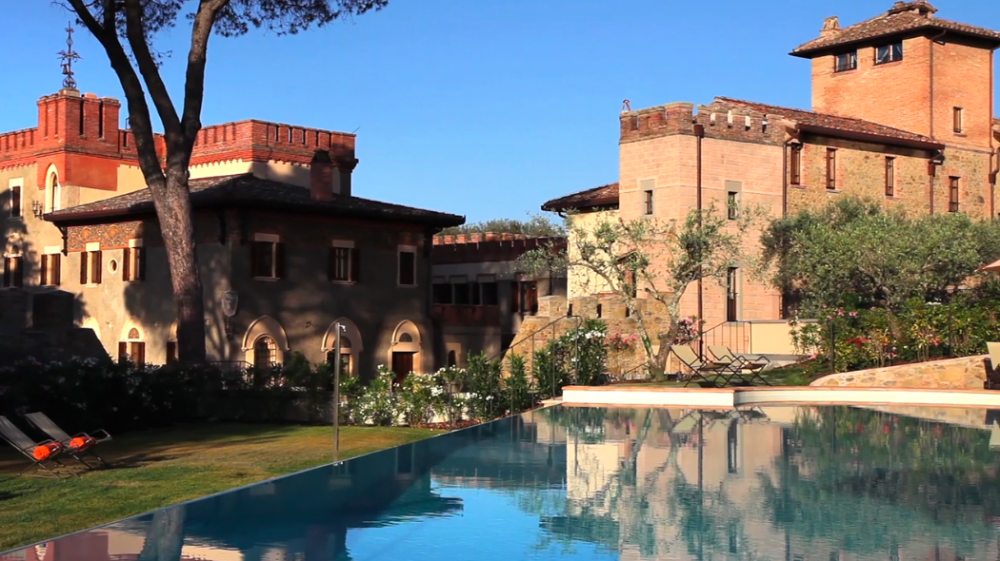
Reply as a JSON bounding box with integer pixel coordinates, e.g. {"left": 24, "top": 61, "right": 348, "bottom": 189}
{"left": 391, "top": 352, "right": 414, "bottom": 384}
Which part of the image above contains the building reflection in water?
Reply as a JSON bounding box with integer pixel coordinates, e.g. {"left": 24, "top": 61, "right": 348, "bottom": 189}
{"left": 5, "top": 406, "right": 1000, "bottom": 561}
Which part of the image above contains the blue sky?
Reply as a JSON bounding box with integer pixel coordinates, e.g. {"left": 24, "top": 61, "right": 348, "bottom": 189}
{"left": 2, "top": 1, "right": 998, "bottom": 224}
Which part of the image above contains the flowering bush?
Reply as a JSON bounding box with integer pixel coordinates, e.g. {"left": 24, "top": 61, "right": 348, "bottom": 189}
{"left": 563, "top": 320, "right": 608, "bottom": 386}
{"left": 397, "top": 373, "right": 440, "bottom": 426}
{"left": 669, "top": 316, "right": 703, "bottom": 345}
{"left": 790, "top": 296, "right": 1000, "bottom": 373}
{"left": 357, "top": 366, "right": 399, "bottom": 426}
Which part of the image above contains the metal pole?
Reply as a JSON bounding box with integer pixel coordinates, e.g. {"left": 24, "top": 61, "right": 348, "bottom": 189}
{"left": 332, "top": 322, "right": 342, "bottom": 462}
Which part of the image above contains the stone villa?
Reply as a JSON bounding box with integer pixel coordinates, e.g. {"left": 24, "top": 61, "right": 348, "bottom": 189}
{"left": 537, "top": 0, "right": 1000, "bottom": 357}
{"left": 0, "top": 87, "right": 464, "bottom": 378}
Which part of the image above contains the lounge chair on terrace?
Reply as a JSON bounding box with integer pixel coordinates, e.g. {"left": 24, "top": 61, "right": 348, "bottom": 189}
{"left": 24, "top": 412, "right": 111, "bottom": 469}
{"left": 0, "top": 415, "right": 73, "bottom": 477}
{"left": 672, "top": 345, "right": 741, "bottom": 388}
{"left": 708, "top": 345, "right": 772, "bottom": 386}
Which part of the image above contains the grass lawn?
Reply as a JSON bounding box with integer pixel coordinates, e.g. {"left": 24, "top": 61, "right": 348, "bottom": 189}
{"left": 0, "top": 423, "right": 440, "bottom": 552}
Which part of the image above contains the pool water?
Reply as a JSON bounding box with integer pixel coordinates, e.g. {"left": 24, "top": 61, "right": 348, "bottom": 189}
{"left": 5, "top": 405, "right": 1000, "bottom": 560}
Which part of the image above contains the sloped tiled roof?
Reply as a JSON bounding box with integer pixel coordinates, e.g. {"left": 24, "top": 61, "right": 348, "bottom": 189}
{"left": 716, "top": 97, "right": 941, "bottom": 147}
{"left": 541, "top": 182, "right": 619, "bottom": 212}
{"left": 792, "top": 1, "right": 1000, "bottom": 56}
{"left": 46, "top": 174, "right": 465, "bottom": 227}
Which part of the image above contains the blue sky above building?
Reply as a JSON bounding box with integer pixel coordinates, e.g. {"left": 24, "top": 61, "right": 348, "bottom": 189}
{"left": 2, "top": 0, "right": 998, "bottom": 223}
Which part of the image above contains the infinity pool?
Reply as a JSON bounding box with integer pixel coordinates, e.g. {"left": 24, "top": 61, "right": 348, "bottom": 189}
{"left": 5, "top": 405, "right": 1000, "bottom": 560}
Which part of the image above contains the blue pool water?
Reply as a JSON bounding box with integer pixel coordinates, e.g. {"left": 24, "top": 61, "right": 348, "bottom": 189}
{"left": 5, "top": 405, "right": 1000, "bottom": 560}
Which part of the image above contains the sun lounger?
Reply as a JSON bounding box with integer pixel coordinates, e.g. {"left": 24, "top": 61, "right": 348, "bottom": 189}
{"left": 986, "top": 343, "right": 1000, "bottom": 390}
{"left": 0, "top": 415, "right": 73, "bottom": 477}
{"left": 672, "top": 345, "right": 742, "bottom": 388}
{"left": 708, "top": 345, "right": 772, "bottom": 386}
{"left": 24, "top": 412, "right": 111, "bottom": 469}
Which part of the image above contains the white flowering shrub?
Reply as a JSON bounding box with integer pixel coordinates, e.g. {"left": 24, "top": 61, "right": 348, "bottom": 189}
{"left": 357, "top": 366, "right": 399, "bottom": 426}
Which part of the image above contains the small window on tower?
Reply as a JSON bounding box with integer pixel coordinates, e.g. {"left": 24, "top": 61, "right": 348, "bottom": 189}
{"left": 875, "top": 41, "right": 903, "bottom": 65}
{"left": 834, "top": 50, "right": 857, "bottom": 72}
{"left": 953, "top": 107, "right": 963, "bottom": 134}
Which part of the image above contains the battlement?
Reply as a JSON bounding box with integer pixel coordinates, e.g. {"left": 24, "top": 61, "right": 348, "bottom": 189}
{"left": 0, "top": 90, "right": 357, "bottom": 170}
{"left": 431, "top": 233, "right": 566, "bottom": 265}
{"left": 619, "top": 100, "right": 787, "bottom": 146}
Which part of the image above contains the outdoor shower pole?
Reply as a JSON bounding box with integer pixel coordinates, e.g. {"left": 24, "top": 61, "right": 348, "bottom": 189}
{"left": 333, "top": 322, "right": 343, "bottom": 462}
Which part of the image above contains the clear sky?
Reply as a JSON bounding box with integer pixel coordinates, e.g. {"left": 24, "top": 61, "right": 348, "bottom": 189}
{"left": 2, "top": 1, "right": 998, "bottom": 224}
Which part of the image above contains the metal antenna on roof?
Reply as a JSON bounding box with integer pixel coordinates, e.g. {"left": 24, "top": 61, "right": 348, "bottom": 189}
{"left": 58, "top": 22, "right": 82, "bottom": 90}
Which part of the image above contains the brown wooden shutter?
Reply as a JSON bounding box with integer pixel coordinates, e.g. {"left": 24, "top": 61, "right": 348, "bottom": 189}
{"left": 135, "top": 342, "right": 146, "bottom": 366}
{"left": 118, "top": 341, "right": 128, "bottom": 362}
{"left": 137, "top": 248, "right": 146, "bottom": 281}
{"left": 350, "top": 247, "right": 360, "bottom": 282}
{"left": 53, "top": 254, "right": 61, "bottom": 286}
{"left": 13, "top": 257, "right": 23, "bottom": 288}
{"left": 40, "top": 255, "right": 48, "bottom": 286}
{"left": 122, "top": 248, "right": 131, "bottom": 281}
{"left": 94, "top": 251, "right": 103, "bottom": 284}
{"left": 327, "top": 247, "right": 336, "bottom": 281}
{"left": 122, "top": 247, "right": 132, "bottom": 281}
{"left": 80, "top": 252, "right": 88, "bottom": 284}
{"left": 275, "top": 243, "right": 286, "bottom": 279}
{"left": 250, "top": 242, "right": 260, "bottom": 277}
{"left": 11, "top": 186, "right": 20, "bottom": 218}
{"left": 166, "top": 341, "right": 177, "bottom": 364}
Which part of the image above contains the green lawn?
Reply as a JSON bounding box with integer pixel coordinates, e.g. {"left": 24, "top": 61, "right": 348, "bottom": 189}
{"left": 0, "top": 423, "right": 440, "bottom": 551}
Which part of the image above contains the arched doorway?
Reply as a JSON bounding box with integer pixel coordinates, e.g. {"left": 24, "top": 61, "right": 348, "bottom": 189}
{"left": 119, "top": 325, "right": 145, "bottom": 365}
{"left": 389, "top": 320, "right": 422, "bottom": 383}
{"left": 253, "top": 335, "right": 278, "bottom": 368}
{"left": 322, "top": 318, "right": 362, "bottom": 377}
{"left": 241, "top": 316, "right": 288, "bottom": 367}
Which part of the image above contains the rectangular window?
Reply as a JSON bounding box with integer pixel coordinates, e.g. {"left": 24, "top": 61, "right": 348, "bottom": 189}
{"left": 398, "top": 248, "right": 417, "bottom": 286}
{"left": 727, "top": 191, "right": 738, "bottom": 220}
{"left": 251, "top": 239, "right": 285, "bottom": 279}
{"left": 953, "top": 107, "right": 963, "bottom": 133}
{"left": 834, "top": 51, "right": 857, "bottom": 72}
{"left": 643, "top": 190, "right": 653, "bottom": 215}
{"left": 9, "top": 185, "right": 21, "bottom": 218}
{"left": 789, "top": 145, "right": 802, "bottom": 185}
{"left": 328, "top": 245, "right": 358, "bottom": 282}
{"left": 3, "top": 254, "right": 23, "bottom": 288}
{"left": 875, "top": 41, "right": 903, "bottom": 64}
{"left": 123, "top": 246, "right": 145, "bottom": 282}
{"left": 432, "top": 283, "right": 452, "bottom": 304}
{"left": 79, "top": 250, "right": 102, "bottom": 285}
{"left": 885, "top": 157, "right": 895, "bottom": 196}
{"left": 726, "top": 267, "right": 738, "bottom": 322}
{"left": 949, "top": 176, "right": 960, "bottom": 212}
{"left": 453, "top": 281, "right": 471, "bottom": 305}
{"left": 470, "top": 282, "right": 481, "bottom": 305}
{"left": 481, "top": 282, "right": 499, "bottom": 305}
{"left": 118, "top": 341, "right": 146, "bottom": 365}
{"left": 40, "top": 253, "right": 61, "bottom": 286}
{"left": 825, "top": 148, "right": 837, "bottom": 190}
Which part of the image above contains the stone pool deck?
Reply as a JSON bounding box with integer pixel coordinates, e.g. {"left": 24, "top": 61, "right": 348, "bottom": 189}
{"left": 560, "top": 385, "right": 1000, "bottom": 408}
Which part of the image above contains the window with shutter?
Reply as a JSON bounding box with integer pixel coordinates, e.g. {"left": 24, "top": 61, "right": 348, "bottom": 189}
{"left": 275, "top": 243, "right": 286, "bottom": 279}
{"left": 398, "top": 249, "right": 417, "bottom": 286}
{"left": 80, "top": 252, "right": 88, "bottom": 284}
{"left": 350, "top": 247, "right": 360, "bottom": 282}
{"left": 41, "top": 254, "right": 61, "bottom": 286}
{"left": 123, "top": 247, "right": 131, "bottom": 281}
{"left": 2, "top": 257, "right": 10, "bottom": 288}
{"left": 10, "top": 185, "right": 21, "bottom": 218}
{"left": 330, "top": 247, "right": 351, "bottom": 282}
{"left": 93, "top": 251, "right": 103, "bottom": 284}
{"left": 136, "top": 247, "right": 146, "bottom": 281}
{"left": 251, "top": 240, "right": 280, "bottom": 279}
{"left": 117, "top": 342, "right": 128, "bottom": 362}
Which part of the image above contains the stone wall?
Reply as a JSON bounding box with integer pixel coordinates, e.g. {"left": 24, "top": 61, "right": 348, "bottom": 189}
{"left": 810, "top": 355, "right": 988, "bottom": 390}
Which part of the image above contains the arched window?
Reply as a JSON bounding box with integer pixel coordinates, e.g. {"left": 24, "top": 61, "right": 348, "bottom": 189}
{"left": 119, "top": 325, "right": 145, "bottom": 365}
{"left": 45, "top": 166, "right": 61, "bottom": 213}
{"left": 322, "top": 318, "right": 362, "bottom": 378}
{"left": 254, "top": 336, "right": 277, "bottom": 368}
{"left": 326, "top": 336, "right": 353, "bottom": 376}
{"left": 398, "top": 333, "right": 413, "bottom": 343}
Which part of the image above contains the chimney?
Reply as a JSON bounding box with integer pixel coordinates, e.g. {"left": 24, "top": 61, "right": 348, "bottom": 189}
{"left": 333, "top": 156, "right": 358, "bottom": 198}
{"left": 310, "top": 150, "right": 334, "bottom": 201}
{"left": 820, "top": 16, "right": 841, "bottom": 38}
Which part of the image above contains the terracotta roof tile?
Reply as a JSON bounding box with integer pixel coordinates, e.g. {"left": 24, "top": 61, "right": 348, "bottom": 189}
{"left": 714, "top": 97, "right": 940, "bottom": 146}
{"left": 541, "top": 182, "right": 619, "bottom": 212}
{"left": 46, "top": 174, "right": 465, "bottom": 227}
{"left": 792, "top": 1, "right": 1000, "bottom": 56}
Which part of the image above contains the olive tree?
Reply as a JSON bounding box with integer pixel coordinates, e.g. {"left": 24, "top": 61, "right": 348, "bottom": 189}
{"left": 61, "top": 0, "right": 388, "bottom": 362}
{"left": 519, "top": 203, "right": 763, "bottom": 372}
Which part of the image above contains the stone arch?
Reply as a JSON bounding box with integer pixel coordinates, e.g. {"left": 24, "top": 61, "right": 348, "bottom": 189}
{"left": 44, "top": 164, "right": 61, "bottom": 213}
{"left": 387, "top": 320, "right": 424, "bottom": 380}
{"left": 322, "top": 318, "right": 362, "bottom": 376}
{"left": 81, "top": 317, "right": 102, "bottom": 342}
{"left": 242, "top": 316, "right": 289, "bottom": 366}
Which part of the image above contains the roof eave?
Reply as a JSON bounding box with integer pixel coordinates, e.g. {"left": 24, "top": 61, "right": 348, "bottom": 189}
{"left": 790, "top": 27, "right": 1000, "bottom": 58}
{"left": 797, "top": 123, "right": 944, "bottom": 150}
{"left": 541, "top": 196, "right": 620, "bottom": 213}
{"left": 46, "top": 201, "right": 466, "bottom": 228}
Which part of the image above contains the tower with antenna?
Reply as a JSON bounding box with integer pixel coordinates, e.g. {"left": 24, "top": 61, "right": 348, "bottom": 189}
{"left": 57, "top": 22, "right": 81, "bottom": 92}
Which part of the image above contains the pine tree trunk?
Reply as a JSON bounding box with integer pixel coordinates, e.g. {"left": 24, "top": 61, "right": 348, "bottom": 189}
{"left": 156, "top": 165, "right": 207, "bottom": 363}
